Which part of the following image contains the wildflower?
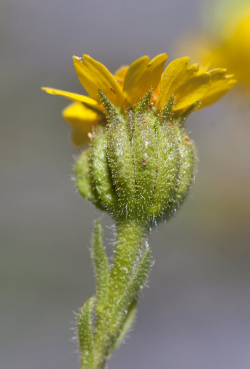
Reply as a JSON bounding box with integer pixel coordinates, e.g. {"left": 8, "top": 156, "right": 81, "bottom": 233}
{"left": 179, "top": 1, "right": 250, "bottom": 93}
{"left": 204, "top": 16, "right": 250, "bottom": 88}
{"left": 42, "top": 53, "right": 236, "bottom": 369}
{"left": 42, "top": 54, "right": 235, "bottom": 145}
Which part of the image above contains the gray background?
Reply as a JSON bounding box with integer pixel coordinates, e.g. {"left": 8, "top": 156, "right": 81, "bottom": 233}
{"left": 1, "top": 0, "right": 250, "bottom": 368}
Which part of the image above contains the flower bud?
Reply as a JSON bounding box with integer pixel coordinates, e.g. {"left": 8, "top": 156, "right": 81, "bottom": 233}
{"left": 75, "top": 91, "right": 196, "bottom": 225}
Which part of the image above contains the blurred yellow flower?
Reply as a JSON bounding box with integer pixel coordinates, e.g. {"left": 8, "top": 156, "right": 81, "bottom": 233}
{"left": 42, "top": 54, "right": 235, "bottom": 146}
{"left": 180, "top": 1, "right": 250, "bottom": 94}
{"left": 204, "top": 16, "right": 250, "bottom": 87}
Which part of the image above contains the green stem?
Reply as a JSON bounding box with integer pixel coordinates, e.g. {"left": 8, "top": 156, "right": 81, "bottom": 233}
{"left": 92, "top": 219, "right": 146, "bottom": 369}
{"left": 108, "top": 219, "right": 146, "bottom": 303}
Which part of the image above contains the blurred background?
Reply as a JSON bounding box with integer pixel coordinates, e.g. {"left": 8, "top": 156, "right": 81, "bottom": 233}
{"left": 1, "top": 0, "right": 250, "bottom": 368}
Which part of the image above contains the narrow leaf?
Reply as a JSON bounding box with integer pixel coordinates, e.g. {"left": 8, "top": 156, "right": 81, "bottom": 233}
{"left": 78, "top": 296, "right": 95, "bottom": 369}
{"left": 108, "top": 300, "right": 137, "bottom": 356}
{"left": 92, "top": 220, "right": 109, "bottom": 312}
{"left": 119, "top": 247, "right": 151, "bottom": 310}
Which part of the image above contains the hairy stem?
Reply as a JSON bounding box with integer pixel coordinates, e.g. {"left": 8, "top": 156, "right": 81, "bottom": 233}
{"left": 92, "top": 219, "right": 146, "bottom": 369}
{"left": 109, "top": 220, "right": 146, "bottom": 303}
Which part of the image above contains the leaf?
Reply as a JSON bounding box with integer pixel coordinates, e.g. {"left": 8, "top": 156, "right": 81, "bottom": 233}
{"left": 77, "top": 297, "right": 96, "bottom": 369}
{"left": 108, "top": 299, "right": 137, "bottom": 356}
{"left": 92, "top": 221, "right": 110, "bottom": 313}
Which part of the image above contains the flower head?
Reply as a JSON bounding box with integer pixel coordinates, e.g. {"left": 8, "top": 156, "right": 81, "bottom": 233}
{"left": 42, "top": 53, "right": 235, "bottom": 146}
{"left": 42, "top": 52, "right": 236, "bottom": 223}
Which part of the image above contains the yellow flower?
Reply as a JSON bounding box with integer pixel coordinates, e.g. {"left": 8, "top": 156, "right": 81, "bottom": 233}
{"left": 204, "top": 16, "right": 250, "bottom": 88}
{"left": 180, "top": 1, "right": 250, "bottom": 94}
{"left": 42, "top": 54, "right": 236, "bottom": 146}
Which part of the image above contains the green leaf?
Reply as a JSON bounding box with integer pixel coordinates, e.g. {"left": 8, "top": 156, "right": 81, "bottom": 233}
{"left": 77, "top": 297, "right": 95, "bottom": 369}
{"left": 119, "top": 247, "right": 151, "bottom": 310}
{"left": 108, "top": 299, "right": 137, "bottom": 356}
{"left": 92, "top": 221, "right": 110, "bottom": 313}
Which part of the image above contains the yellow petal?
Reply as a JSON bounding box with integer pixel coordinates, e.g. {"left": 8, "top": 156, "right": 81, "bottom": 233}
{"left": 123, "top": 56, "right": 149, "bottom": 100}
{"left": 123, "top": 54, "right": 168, "bottom": 105}
{"left": 73, "top": 55, "right": 125, "bottom": 108}
{"left": 42, "top": 87, "right": 99, "bottom": 106}
{"left": 114, "top": 65, "right": 129, "bottom": 80}
{"left": 114, "top": 66, "right": 129, "bottom": 89}
{"left": 198, "top": 70, "right": 237, "bottom": 109}
{"left": 155, "top": 57, "right": 212, "bottom": 111}
{"left": 174, "top": 72, "right": 211, "bottom": 111}
{"left": 209, "top": 68, "right": 227, "bottom": 81}
{"left": 152, "top": 81, "right": 161, "bottom": 103}
{"left": 63, "top": 102, "right": 100, "bottom": 134}
{"left": 155, "top": 57, "right": 194, "bottom": 104}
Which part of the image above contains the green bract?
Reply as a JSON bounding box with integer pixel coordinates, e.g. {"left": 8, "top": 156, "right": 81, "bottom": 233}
{"left": 75, "top": 91, "right": 196, "bottom": 226}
